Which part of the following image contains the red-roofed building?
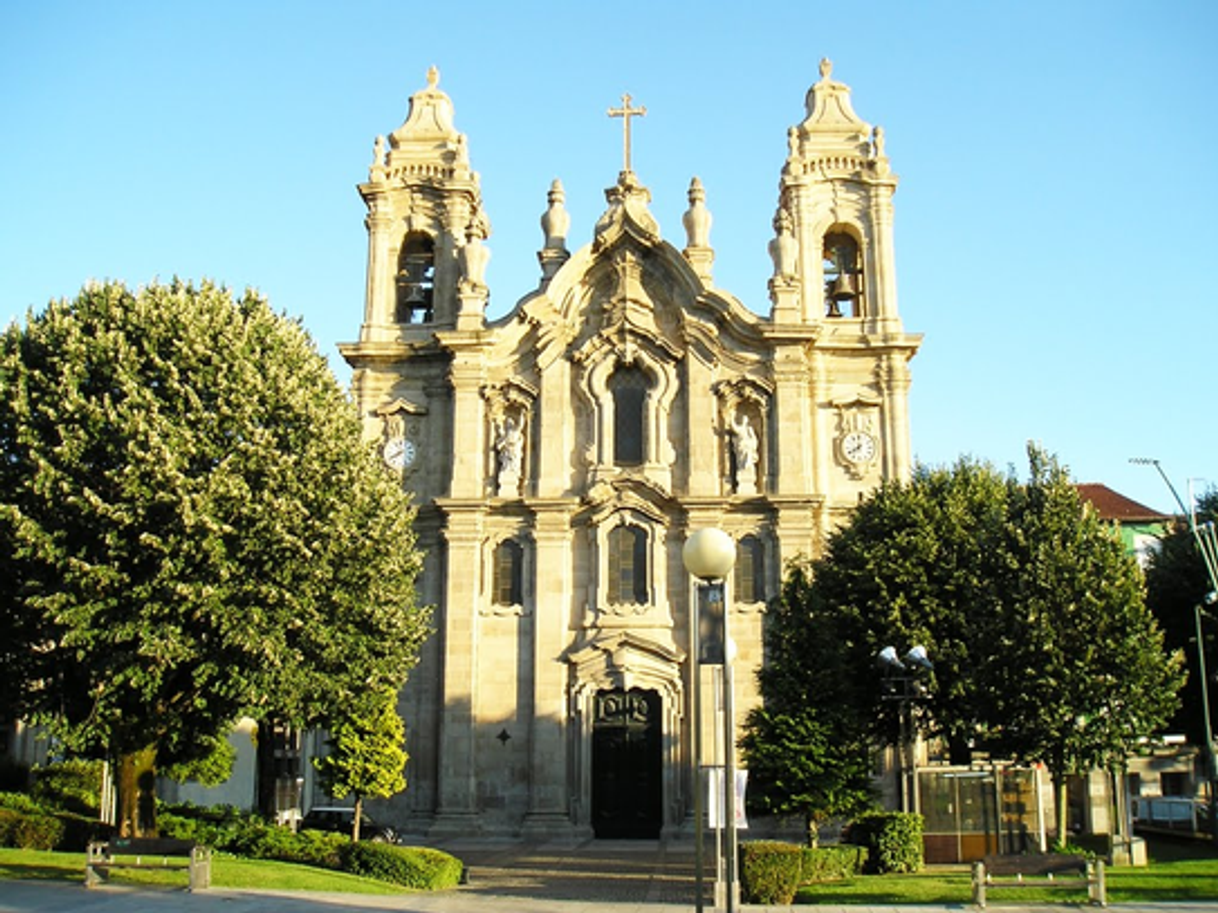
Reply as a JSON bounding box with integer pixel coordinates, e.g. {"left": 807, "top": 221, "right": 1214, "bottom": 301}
{"left": 1077, "top": 483, "right": 1175, "bottom": 568}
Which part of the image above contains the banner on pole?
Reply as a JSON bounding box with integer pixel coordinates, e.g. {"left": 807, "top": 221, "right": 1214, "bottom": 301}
{"left": 704, "top": 767, "right": 748, "bottom": 829}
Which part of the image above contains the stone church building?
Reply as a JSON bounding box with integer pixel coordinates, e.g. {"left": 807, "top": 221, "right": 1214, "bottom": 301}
{"left": 338, "top": 61, "right": 921, "bottom": 839}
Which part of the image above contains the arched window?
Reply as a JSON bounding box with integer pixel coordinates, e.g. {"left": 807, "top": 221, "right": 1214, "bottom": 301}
{"left": 492, "top": 539, "right": 524, "bottom": 606}
{"left": 734, "top": 535, "right": 765, "bottom": 604}
{"left": 395, "top": 233, "right": 435, "bottom": 324}
{"left": 823, "top": 231, "right": 861, "bottom": 318}
{"left": 609, "top": 365, "right": 648, "bottom": 466}
{"left": 607, "top": 525, "right": 648, "bottom": 604}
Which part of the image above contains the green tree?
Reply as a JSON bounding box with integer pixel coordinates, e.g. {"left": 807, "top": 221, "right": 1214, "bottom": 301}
{"left": 314, "top": 688, "right": 408, "bottom": 842}
{"left": 990, "top": 447, "right": 1185, "bottom": 838}
{"left": 0, "top": 280, "right": 430, "bottom": 835}
{"left": 762, "top": 446, "right": 1183, "bottom": 841}
{"left": 1145, "top": 490, "right": 1218, "bottom": 745}
{"left": 740, "top": 569, "right": 876, "bottom": 845}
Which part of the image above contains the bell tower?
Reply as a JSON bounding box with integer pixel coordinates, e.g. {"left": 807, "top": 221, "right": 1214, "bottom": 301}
{"left": 769, "top": 58, "right": 899, "bottom": 334}
{"left": 357, "top": 67, "right": 491, "bottom": 341}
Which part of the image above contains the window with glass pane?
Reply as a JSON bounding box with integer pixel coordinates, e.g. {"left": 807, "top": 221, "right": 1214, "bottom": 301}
{"left": 608, "top": 365, "right": 648, "bottom": 466}
{"left": 493, "top": 539, "right": 523, "bottom": 606}
{"left": 608, "top": 525, "right": 648, "bottom": 604}
{"left": 735, "top": 535, "right": 764, "bottom": 603}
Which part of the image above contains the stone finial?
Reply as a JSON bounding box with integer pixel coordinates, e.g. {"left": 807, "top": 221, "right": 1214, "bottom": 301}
{"left": 427, "top": 65, "right": 440, "bottom": 88}
{"left": 541, "top": 179, "right": 570, "bottom": 252}
{"left": 682, "top": 177, "right": 712, "bottom": 249}
{"left": 819, "top": 58, "right": 833, "bottom": 80}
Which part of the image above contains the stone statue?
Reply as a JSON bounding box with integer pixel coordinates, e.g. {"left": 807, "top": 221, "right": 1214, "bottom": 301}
{"left": 372, "top": 135, "right": 385, "bottom": 168}
{"left": 768, "top": 210, "right": 798, "bottom": 282}
{"left": 459, "top": 218, "right": 491, "bottom": 289}
{"left": 495, "top": 415, "right": 523, "bottom": 494}
{"left": 872, "top": 125, "right": 886, "bottom": 159}
{"left": 732, "top": 412, "right": 758, "bottom": 495}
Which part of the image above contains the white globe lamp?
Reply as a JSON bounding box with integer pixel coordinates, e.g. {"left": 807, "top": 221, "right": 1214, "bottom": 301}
{"left": 682, "top": 527, "right": 736, "bottom": 581}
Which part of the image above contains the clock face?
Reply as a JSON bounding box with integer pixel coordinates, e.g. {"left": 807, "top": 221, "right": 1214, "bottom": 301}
{"left": 383, "top": 437, "right": 416, "bottom": 470}
{"left": 842, "top": 431, "right": 877, "bottom": 464}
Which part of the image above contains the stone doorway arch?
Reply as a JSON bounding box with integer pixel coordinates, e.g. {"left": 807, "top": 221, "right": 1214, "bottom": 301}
{"left": 567, "top": 632, "right": 686, "bottom": 838}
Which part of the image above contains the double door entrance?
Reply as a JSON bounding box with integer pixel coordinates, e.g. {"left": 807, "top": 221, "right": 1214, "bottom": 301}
{"left": 591, "top": 688, "right": 662, "bottom": 838}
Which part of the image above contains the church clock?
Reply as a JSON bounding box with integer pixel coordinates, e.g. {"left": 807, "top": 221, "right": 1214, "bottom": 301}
{"left": 383, "top": 437, "right": 417, "bottom": 471}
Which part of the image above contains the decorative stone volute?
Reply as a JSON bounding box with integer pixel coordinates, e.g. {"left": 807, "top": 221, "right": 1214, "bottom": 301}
{"left": 593, "top": 170, "right": 660, "bottom": 251}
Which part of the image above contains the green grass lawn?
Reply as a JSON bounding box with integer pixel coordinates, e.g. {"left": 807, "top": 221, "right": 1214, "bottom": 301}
{"left": 0, "top": 847, "right": 409, "bottom": 894}
{"left": 796, "top": 838, "right": 1218, "bottom": 905}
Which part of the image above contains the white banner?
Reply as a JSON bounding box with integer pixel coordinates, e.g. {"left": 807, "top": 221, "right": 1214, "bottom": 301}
{"left": 705, "top": 767, "right": 748, "bottom": 829}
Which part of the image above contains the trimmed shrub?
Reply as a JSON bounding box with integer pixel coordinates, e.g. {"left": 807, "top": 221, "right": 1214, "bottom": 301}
{"left": 740, "top": 841, "right": 804, "bottom": 905}
{"left": 338, "top": 842, "right": 463, "bottom": 890}
{"left": 800, "top": 844, "right": 868, "bottom": 882}
{"left": 0, "top": 807, "right": 65, "bottom": 850}
{"left": 32, "top": 759, "right": 104, "bottom": 815}
{"left": 845, "top": 811, "right": 923, "bottom": 874}
{"left": 0, "top": 792, "right": 43, "bottom": 814}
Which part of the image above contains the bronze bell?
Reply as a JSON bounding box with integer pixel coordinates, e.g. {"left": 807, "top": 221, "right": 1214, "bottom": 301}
{"left": 830, "top": 273, "right": 859, "bottom": 301}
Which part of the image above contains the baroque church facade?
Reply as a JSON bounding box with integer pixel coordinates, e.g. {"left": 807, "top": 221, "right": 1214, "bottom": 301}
{"left": 339, "top": 61, "right": 921, "bottom": 839}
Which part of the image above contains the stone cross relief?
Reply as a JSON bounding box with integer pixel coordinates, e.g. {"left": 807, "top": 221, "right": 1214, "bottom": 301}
{"left": 608, "top": 93, "right": 646, "bottom": 174}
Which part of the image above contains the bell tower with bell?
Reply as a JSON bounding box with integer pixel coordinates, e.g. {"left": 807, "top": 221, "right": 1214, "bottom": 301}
{"left": 356, "top": 66, "right": 491, "bottom": 342}
{"left": 770, "top": 58, "right": 900, "bottom": 333}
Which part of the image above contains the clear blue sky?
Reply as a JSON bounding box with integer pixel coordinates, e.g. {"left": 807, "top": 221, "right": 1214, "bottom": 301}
{"left": 3, "top": 1, "right": 1215, "bottom": 514}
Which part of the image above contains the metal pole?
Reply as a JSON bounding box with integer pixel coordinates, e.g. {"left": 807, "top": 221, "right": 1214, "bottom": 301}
{"left": 724, "top": 620, "right": 737, "bottom": 913}
{"left": 1194, "top": 602, "right": 1218, "bottom": 848}
{"left": 693, "top": 580, "right": 705, "bottom": 913}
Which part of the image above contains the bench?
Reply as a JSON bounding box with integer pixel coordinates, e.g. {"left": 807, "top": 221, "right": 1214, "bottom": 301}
{"left": 972, "top": 853, "right": 1106, "bottom": 908}
{"left": 85, "top": 837, "right": 212, "bottom": 891}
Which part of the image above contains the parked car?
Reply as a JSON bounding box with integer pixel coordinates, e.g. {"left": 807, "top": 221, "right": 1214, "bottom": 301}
{"left": 299, "top": 806, "right": 397, "bottom": 842}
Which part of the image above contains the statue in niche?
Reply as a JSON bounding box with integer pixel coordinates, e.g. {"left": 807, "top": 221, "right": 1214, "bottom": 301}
{"left": 494, "top": 415, "right": 523, "bottom": 496}
{"left": 732, "top": 412, "right": 758, "bottom": 495}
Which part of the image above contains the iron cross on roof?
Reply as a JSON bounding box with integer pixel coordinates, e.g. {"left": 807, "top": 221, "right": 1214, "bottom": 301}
{"left": 608, "top": 93, "right": 647, "bottom": 174}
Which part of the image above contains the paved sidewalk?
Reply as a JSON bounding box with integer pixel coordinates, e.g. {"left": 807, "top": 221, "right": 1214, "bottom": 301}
{"left": 3, "top": 838, "right": 1218, "bottom": 913}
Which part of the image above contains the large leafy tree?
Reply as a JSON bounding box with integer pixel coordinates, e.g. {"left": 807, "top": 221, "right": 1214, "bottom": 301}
{"left": 314, "top": 688, "right": 408, "bottom": 842}
{"left": 0, "top": 280, "right": 430, "bottom": 834}
{"left": 756, "top": 445, "right": 1183, "bottom": 841}
{"left": 990, "top": 448, "right": 1184, "bottom": 838}
{"left": 741, "top": 566, "right": 875, "bottom": 846}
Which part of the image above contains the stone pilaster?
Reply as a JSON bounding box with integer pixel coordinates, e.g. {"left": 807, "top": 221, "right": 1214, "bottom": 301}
{"left": 429, "top": 505, "right": 484, "bottom": 837}
{"left": 521, "top": 503, "right": 577, "bottom": 839}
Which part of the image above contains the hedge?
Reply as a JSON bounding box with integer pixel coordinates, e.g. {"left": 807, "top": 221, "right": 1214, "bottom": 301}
{"left": 845, "top": 811, "right": 924, "bottom": 874}
{"left": 0, "top": 807, "right": 65, "bottom": 850}
{"left": 800, "top": 844, "right": 868, "bottom": 882}
{"left": 740, "top": 841, "right": 804, "bottom": 905}
{"left": 338, "top": 842, "right": 464, "bottom": 890}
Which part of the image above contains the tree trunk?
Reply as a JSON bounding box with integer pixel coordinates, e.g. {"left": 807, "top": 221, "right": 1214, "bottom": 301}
{"left": 116, "top": 747, "right": 158, "bottom": 837}
{"left": 1054, "top": 774, "right": 1069, "bottom": 847}
{"left": 352, "top": 795, "right": 363, "bottom": 843}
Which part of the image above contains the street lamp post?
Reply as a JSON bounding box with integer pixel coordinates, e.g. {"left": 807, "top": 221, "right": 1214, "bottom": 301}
{"left": 1195, "top": 595, "right": 1218, "bottom": 847}
{"left": 684, "top": 528, "right": 738, "bottom": 913}
{"left": 877, "top": 645, "right": 933, "bottom": 814}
